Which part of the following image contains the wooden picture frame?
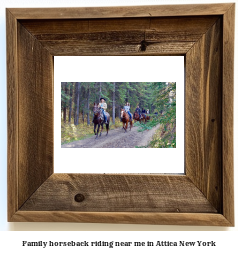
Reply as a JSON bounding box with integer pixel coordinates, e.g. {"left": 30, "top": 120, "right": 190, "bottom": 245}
{"left": 7, "top": 3, "right": 234, "bottom": 226}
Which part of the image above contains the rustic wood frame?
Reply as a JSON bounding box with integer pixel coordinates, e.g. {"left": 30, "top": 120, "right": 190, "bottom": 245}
{"left": 7, "top": 4, "right": 234, "bottom": 226}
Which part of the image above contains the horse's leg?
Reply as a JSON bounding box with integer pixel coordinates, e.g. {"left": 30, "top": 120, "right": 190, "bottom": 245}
{"left": 94, "top": 123, "right": 96, "bottom": 135}
{"left": 100, "top": 123, "right": 103, "bottom": 136}
{"left": 96, "top": 124, "right": 100, "bottom": 139}
{"left": 125, "top": 121, "right": 128, "bottom": 132}
{"left": 106, "top": 122, "right": 109, "bottom": 136}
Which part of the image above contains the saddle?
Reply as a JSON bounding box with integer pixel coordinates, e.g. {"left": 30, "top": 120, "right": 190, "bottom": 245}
{"left": 126, "top": 112, "right": 132, "bottom": 120}
{"left": 100, "top": 109, "right": 108, "bottom": 122}
{"left": 100, "top": 110, "right": 104, "bottom": 120}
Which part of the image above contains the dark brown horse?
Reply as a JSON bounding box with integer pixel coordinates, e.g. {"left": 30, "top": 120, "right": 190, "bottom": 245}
{"left": 93, "top": 103, "right": 110, "bottom": 138}
{"left": 121, "top": 109, "right": 133, "bottom": 132}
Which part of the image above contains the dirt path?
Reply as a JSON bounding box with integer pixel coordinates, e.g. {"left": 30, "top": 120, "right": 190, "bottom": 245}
{"left": 61, "top": 124, "right": 160, "bottom": 148}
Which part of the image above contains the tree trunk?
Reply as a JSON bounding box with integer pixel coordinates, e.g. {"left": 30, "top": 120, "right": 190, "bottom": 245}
{"left": 63, "top": 107, "right": 67, "bottom": 123}
{"left": 112, "top": 82, "right": 115, "bottom": 124}
{"left": 68, "top": 82, "right": 73, "bottom": 123}
{"left": 87, "top": 87, "right": 90, "bottom": 125}
{"left": 82, "top": 109, "right": 84, "bottom": 124}
{"left": 99, "top": 82, "right": 102, "bottom": 101}
{"left": 73, "top": 83, "right": 77, "bottom": 124}
{"left": 75, "top": 82, "right": 80, "bottom": 125}
{"left": 63, "top": 82, "right": 67, "bottom": 123}
{"left": 118, "top": 106, "right": 121, "bottom": 119}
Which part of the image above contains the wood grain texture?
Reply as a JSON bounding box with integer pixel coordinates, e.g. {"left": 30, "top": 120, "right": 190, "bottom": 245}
{"left": 222, "top": 4, "right": 235, "bottom": 226}
{"left": 20, "top": 16, "right": 218, "bottom": 34}
{"left": 38, "top": 41, "right": 193, "bottom": 56}
{"left": 18, "top": 23, "right": 54, "bottom": 208}
{"left": 6, "top": 9, "right": 18, "bottom": 221}
{"left": 20, "top": 174, "right": 217, "bottom": 213}
{"left": 186, "top": 18, "right": 223, "bottom": 212}
{"left": 11, "top": 211, "right": 232, "bottom": 226}
{"left": 19, "top": 17, "right": 218, "bottom": 56}
{"left": 8, "top": 3, "right": 233, "bottom": 19}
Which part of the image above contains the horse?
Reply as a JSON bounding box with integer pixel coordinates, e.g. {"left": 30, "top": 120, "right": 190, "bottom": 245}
{"left": 133, "top": 112, "right": 141, "bottom": 123}
{"left": 121, "top": 109, "right": 133, "bottom": 132}
{"left": 133, "top": 112, "right": 150, "bottom": 123}
{"left": 92, "top": 103, "right": 110, "bottom": 138}
{"left": 141, "top": 113, "right": 150, "bottom": 123}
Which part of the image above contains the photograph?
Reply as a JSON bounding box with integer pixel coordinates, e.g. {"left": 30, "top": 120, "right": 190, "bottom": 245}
{"left": 61, "top": 82, "right": 176, "bottom": 148}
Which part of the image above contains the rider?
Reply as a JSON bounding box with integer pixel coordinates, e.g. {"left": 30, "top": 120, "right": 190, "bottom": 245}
{"left": 98, "top": 97, "right": 108, "bottom": 124}
{"left": 135, "top": 105, "right": 142, "bottom": 119}
{"left": 124, "top": 102, "right": 132, "bottom": 120}
{"left": 141, "top": 108, "right": 146, "bottom": 118}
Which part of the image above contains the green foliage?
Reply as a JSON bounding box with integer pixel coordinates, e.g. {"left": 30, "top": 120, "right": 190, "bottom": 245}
{"left": 134, "top": 115, "right": 160, "bottom": 132}
{"left": 61, "top": 82, "right": 72, "bottom": 108}
{"left": 148, "top": 82, "right": 176, "bottom": 148}
{"left": 134, "top": 82, "right": 176, "bottom": 148}
{"left": 61, "top": 82, "right": 156, "bottom": 119}
{"left": 149, "top": 123, "right": 176, "bottom": 148}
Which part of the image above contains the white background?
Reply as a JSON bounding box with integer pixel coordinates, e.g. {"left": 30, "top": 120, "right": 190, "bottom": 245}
{"left": 0, "top": 0, "right": 237, "bottom": 252}
{"left": 55, "top": 56, "right": 184, "bottom": 173}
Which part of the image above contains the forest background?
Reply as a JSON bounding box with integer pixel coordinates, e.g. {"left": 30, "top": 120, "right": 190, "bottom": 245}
{"left": 61, "top": 82, "right": 176, "bottom": 148}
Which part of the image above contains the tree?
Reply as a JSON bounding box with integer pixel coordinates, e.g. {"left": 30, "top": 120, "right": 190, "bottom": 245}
{"left": 112, "top": 82, "right": 116, "bottom": 124}
{"left": 61, "top": 82, "right": 68, "bottom": 123}
{"left": 68, "top": 82, "right": 73, "bottom": 123}
{"left": 150, "top": 82, "right": 176, "bottom": 147}
{"left": 74, "top": 82, "right": 80, "bottom": 125}
{"left": 61, "top": 82, "right": 174, "bottom": 129}
{"left": 87, "top": 86, "right": 90, "bottom": 125}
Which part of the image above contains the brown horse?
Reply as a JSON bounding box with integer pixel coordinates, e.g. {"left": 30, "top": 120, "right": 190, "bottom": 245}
{"left": 141, "top": 113, "right": 150, "bottom": 123}
{"left": 121, "top": 109, "right": 133, "bottom": 132}
{"left": 93, "top": 103, "right": 110, "bottom": 138}
{"left": 133, "top": 112, "right": 141, "bottom": 123}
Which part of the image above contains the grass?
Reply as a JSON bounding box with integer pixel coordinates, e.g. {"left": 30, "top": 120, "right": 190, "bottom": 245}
{"left": 61, "top": 117, "right": 122, "bottom": 145}
{"left": 134, "top": 115, "right": 176, "bottom": 148}
{"left": 149, "top": 123, "right": 176, "bottom": 148}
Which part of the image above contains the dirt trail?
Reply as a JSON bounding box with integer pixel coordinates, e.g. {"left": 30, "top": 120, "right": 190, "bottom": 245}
{"left": 61, "top": 124, "right": 160, "bottom": 148}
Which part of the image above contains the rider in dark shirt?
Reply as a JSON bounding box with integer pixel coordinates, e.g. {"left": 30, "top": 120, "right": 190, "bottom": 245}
{"left": 141, "top": 108, "right": 146, "bottom": 118}
{"left": 135, "top": 105, "right": 142, "bottom": 119}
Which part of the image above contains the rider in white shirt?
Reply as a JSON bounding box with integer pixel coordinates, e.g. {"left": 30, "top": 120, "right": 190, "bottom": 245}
{"left": 98, "top": 98, "right": 108, "bottom": 124}
{"left": 123, "top": 102, "right": 132, "bottom": 120}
